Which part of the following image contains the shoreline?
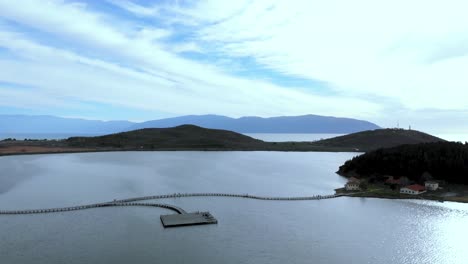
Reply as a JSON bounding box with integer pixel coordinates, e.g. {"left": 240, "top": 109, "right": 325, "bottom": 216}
{"left": 3, "top": 145, "right": 466, "bottom": 204}
{"left": 1, "top": 148, "right": 467, "bottom": 205}
{"left": 348, "top": 193, "right": 468, "bottom": 203}
{"left": 339, "top": 189, "right": 468, "bottom": 204}
{"left": 0, "top": 145, "right": 362, "bottom": 158}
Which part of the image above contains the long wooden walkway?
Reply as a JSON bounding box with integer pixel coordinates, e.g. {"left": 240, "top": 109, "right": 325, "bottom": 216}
{"left": 0, "top": 202, "right": 186, "bottom": 215}
{"left": 0, "top": 193, "right": 340, "bottom": 215}
{"left": 114, "top": 193, "right": 340, "bottom": 203}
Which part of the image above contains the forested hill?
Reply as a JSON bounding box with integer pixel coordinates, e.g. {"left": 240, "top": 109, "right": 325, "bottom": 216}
{"left": 338, "top": 142, "right": 468, "bottom": 184}
{"left": 1, "top": 126, "right": 453, "bottom": 155}
{"left": 66, "top": 125, "right": 265, "bottom": 149}
{"left": 313, "top": 128, "right": 445, "bottom": 151}
{"left": 65, "top": 126, "right": 446, "bottom": 152}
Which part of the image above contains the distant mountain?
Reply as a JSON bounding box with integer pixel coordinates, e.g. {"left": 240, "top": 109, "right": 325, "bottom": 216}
{"left": 313, "top": 128, "right": 445, "bottom": 151}
{"left": 0, "top": 114, "right": 380, "bottom": 136}
{"left": 0, "top": 115, "right": 133, "bottom": 135}
{"left": 130, "top": 114, "right": 380, "bottom": 133}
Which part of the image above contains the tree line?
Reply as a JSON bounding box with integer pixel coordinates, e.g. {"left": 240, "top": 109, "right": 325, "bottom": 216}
{"left": 338, "top": 142, "right": 468, "bottom": 184}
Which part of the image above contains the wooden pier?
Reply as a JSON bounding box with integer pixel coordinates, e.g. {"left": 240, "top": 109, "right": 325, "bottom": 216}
{"left": 160, "top": 212, "right": 217, "bottom": 227}
{"left": 0, "top": 192, "right": 340, "bottom": 227}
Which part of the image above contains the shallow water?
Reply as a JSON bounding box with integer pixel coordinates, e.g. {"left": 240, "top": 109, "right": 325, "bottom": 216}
{"left": 0, "top": 151, "right": 467, "bottom": 264}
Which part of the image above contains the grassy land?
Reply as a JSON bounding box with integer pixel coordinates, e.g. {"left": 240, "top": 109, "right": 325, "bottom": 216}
{"left": 0, "top": 125, "right": 364, "bottom": 156}
{"left": 337, "top": 183, "right": 468, "bottom": 203}
{"left": 1, "top": 126, "right": 446, "bottom": 156}
{"left": 312, "top": 128, "right": 444, "bottom": 152}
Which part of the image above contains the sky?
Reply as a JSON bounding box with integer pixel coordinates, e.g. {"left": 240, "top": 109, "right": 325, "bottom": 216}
{"left": 0, "top": 0, "right": 467, "bottom": 134}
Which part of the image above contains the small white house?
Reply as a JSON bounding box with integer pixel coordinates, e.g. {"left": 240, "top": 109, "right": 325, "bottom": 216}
{"left": 425, "top": 181, "right": 439, "bottom": 191}
{"left": 400, "top": 184, "right": 426, "bottom": 195}
{"left": 345, "top": 179, "right": 361, "bottom": 191}
{"left": 345, "top": 182, "right": 360, "bottom": 191}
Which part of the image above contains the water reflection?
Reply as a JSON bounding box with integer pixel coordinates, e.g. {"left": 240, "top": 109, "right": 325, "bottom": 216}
{"left": 0, "top": 152, "right": 466, "bottom": 264}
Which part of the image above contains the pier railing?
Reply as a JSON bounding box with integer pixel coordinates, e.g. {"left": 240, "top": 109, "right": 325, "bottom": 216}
{"left": 0, "top": 193, "right": 339, "bottom": 215}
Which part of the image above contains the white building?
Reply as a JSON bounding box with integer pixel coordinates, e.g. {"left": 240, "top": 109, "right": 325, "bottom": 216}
{"left": 345, "top": 182, "right": 360, "bottom": 191}
{"left": 345, "top": 180, "right": 361, "bottom": 191}
{"left": 400, "top": 184, "right": 426, "bottom": 195}
{"left": 425, "top": 181, "right": 439, "bottom": 191}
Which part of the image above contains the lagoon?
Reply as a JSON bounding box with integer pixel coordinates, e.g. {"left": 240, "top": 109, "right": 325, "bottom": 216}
{"left": 0, "top": 151, "right": 467, "bottom": 264}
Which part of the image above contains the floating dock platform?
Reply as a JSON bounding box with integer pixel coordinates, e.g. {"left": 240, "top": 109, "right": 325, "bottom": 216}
{"left": 160, "top": 212, "right": 217, "bottom": 228}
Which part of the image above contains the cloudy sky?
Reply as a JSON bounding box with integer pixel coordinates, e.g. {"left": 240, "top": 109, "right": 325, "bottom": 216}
{"left": 0, "top": 0, "right": 467, "bottom": 133}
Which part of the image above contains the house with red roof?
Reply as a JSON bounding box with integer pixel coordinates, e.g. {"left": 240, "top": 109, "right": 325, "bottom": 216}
{"left": 400, "top": 184, "right": 426, "bottom": 195}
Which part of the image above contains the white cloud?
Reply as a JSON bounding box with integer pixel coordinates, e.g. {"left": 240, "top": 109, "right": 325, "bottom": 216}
{"left": 2, "top": 0, "right": 468, "bottom": 133}
{"left": 169, "top": 42, "right": 203, "bottom": 53}
{"left": 0, "top": 86, "right": 71, "bottom": 109}
{"left": 183, "top": 0, "right": 468, "bottom": 111}
{"left": 0, "top": 19, "right": 378, "bottom": 120}
{"left": 136, "top": 28, "right": 172, "bottom": 41}
{"left": 106, "top": 0, "right": 160, "bottom": 17}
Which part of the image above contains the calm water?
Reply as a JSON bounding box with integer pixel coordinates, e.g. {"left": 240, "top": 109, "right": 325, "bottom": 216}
{"left": 0, "top": 151, "right": 467, "bottom": 264}
{"left": 245, "top": 133, "right": 342, "bottom": 142}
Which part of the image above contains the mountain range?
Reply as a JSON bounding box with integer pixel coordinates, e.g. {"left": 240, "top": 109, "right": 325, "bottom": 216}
{"left": 0, "top": 114, "right": 380, "bottom": 136}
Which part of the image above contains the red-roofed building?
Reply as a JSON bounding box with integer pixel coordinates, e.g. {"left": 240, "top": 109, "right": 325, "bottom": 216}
{"left": 400, "top": 184, "right": 426, "bottom": 195}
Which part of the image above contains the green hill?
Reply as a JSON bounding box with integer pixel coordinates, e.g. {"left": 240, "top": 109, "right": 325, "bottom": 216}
{"left": 1, "top": 125, "right": 446, "bottom": 154}
{"left": 312, "top": 128, "right": 445, "bottom": 152}
{"left": 66, "top": 125, "right": 265, "bottom": 150}
{"left": 65, "top": 126, "right": 445, "bottom": 152}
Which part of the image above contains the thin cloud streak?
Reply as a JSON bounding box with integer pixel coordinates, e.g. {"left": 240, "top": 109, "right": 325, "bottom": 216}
{"left": 0, "top": 0, "right": 379, "bottom": 119}
{"left": 0, "top": 0, "right": 467, "bottom": 133}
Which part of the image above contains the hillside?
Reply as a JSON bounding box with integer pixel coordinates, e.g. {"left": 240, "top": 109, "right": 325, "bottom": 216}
{"left": 312, "top": 128, "right": 445, "bottom": 152}
{"left": 2, "top": 126, "right": 446, "bottom": 154}
{"left": 64, "top": 127, "right": 445, "bottom": 152}
{"left": 66, "top": 125, "right": 265, "bottom": 150}
{"left": 130, "top": 114, "right": 380, "bottom": 133}
{"left": 337, "top": 141, "right": 468, "bottom": 185}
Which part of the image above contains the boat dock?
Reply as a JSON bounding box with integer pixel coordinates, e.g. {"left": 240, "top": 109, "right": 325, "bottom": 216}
{"left": 160, "top": 211, "right": 217, "bottom": 227}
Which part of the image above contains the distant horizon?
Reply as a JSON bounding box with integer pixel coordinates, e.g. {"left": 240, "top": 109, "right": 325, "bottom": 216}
{"left": 1, "top": 1, "right": 468, "bottom": 134}
{"left": 1, "top": 112, "right": 466, "bottom": 136}
{"left": 0, "top": 131, "right": 467, "bottom": 144}
{"left": 0, "top": 112, "right": 381, "bottom": 123}
{"left": 1, "top": 113, "right": 468, "bottom": 142}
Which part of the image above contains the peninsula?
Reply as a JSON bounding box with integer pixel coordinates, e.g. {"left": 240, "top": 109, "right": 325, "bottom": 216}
{"left": 0, "top": 125, "right": 444, "bottom": 156}
{"left": 0, "top": 125, "right": 443, "bottom": 155}
{"left": 337, "top": 141, "right": 468, "bottom": 203}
